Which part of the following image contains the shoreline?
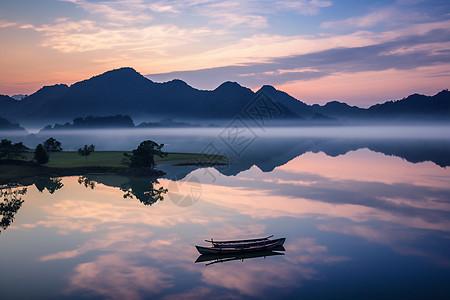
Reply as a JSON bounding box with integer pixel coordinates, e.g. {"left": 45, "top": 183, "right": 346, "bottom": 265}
{"left": 0, "top": 151, "right": 227, "bottom": 184}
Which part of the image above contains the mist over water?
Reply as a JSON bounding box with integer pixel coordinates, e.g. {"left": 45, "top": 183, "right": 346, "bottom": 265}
{"left": 4, "top": 125, "right": 450, "bottom": 152}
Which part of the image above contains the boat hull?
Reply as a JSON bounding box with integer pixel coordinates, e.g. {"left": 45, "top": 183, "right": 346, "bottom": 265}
{"left": 195, "top": 238, "right": 285, "bottom": 255}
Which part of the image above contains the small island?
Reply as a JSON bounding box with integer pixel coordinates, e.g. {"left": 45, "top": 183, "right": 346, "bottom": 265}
{"left": 0, "top": 138, "right": 228, "bottom": 184}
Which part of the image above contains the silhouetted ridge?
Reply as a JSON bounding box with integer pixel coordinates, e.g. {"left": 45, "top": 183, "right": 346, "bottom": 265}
{"left": 215, "top": 81, "right": 244, "bottom": 90}
{"left": 0, "top": 116, "right": 26, "bottom": 132}
{"left": 42, "top": 115, "right": 135, "bottom": 131}
{"left": 257, "top": 85, "right": 318, "bottom": 119}
{"left": 310, "top": 90, "right": 450, "bottom": 121}
{"left": 2, "top": 67, "right": 448, "bottom": 126}
{"left": 25, "top": 84, "right": 69, "bottom": 102}
{"left": 366, "top": 89, "right": 450, "bottom": 118}
{"left": 311, "top": 101, "right": 364, "bottom": 119}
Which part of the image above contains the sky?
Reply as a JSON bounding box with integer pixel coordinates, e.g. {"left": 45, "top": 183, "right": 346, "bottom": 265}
{"left": 0, "top": 0, "right": 449, "bottom": 107}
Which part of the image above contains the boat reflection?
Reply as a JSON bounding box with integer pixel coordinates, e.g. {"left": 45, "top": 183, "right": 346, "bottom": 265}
{"left": 195, "top": 246, "right": 286, "bottom": 266}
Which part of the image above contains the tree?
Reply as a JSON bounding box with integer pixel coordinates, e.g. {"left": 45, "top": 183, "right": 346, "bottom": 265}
{"left": 78, "top": 144, "right": 95, "bottom": 162}
{"left": 43, "top": 137, "right": 62, "bottom": 152}
{"left": 78, "top": 176, "right": 96, "bottom": 189}
{"left": 34, "top": 144, "right": 49, "bottom": 164}
{"left": 124, "top": 140, "right": 167, "bottom": 170}
{"left": 34, "top": 177, "right": 63, "bottom": 193}
{"left": 0, "top": 139, "right": 28, "bottom": 160}
{"left": 120, "top": 177, "right": 167, "bottom": 206}
{"left": 1, "top": 187, "right": 27, "bottom": 234}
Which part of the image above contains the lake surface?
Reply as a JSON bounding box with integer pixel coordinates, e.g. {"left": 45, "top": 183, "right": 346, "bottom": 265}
{"left": 1, "top": 127, "right": 450, "bottom": 299}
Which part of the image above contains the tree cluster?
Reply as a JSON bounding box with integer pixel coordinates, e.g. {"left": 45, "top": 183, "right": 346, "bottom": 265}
{"left": 34, "top": 137, "right": 63, "bottom": 165}
{"left": 123, "top": 140, "right": 167, "bottom": 170}
{"left": 78, "top": 144, "right": 95, "bottom": 161}
{"left": 43, "top": 137, "right": 62, "bottom": 152}
{"left": 0, "top": 139, "right": 28, "bottom": 160}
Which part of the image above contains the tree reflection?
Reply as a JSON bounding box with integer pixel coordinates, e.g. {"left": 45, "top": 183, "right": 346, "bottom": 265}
{"left": 34, "top": 177, "right": 64, "bottom": 194}
{"left": 78, "top": 176, "right": 96, "bottom": 189}
{"left": 0, "top": 186, "right": 27, "bottom": 234}
{"left": 120, "top": 177, "right": 168, "bottom": 206}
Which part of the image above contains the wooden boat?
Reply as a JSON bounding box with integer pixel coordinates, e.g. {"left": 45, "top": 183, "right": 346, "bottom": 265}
{"left": 195, "top": 235, "right": 286, "bottom": 255}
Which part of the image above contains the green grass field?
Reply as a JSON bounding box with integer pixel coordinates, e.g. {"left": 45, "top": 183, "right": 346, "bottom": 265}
{"left": 20, "top": 151, "right": 225, "bottom": 168}
{"left": 1, "top": 151, "right": 227, "bottom": 183}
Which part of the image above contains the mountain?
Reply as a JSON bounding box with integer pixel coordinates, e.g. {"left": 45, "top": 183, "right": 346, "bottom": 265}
{"left": 0, "top": 116, "right": 27, "bottom": 132}
{"left": 257, "top": 85, "right": 317, "bottom": 118}
{"left": 0, "top": 94, "right": 19, "bottom": 112}
{"left": 311, "top": 101, "right": 364, "bottom": 119}
{"left": 1, "top": 67, "right": 448, "bottom": 126}
{"left": 11, "top": 94, "right": 27, "bottom": 100}
{"left": 0, "top": 68, "right": 308, "bottom": 126}
{"left": 15, "top": 84, "right": 69, "bottom": 118}
{"left": 365, "top": 90, "right": 450, "bottom": 120}
{"left": 311, "top": 90, "right": 450, "bottom": 121}
{"left": 138, "top": 118, "right": 200, "bottom": 128}
{"left": 41, "top": 115, "right": 135, "bottom": 131}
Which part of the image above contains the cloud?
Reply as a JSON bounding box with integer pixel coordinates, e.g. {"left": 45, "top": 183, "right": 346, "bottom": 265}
{"left": 322, "top": 8, "right": 395, "bottom": 29}
{"left": 147, "top": 25, "right": 450, "bottom": 88}
{"left": 148, "top": 2, "right": 180, "bottom": 14}
{"left": 60, "top": 0, "right": 153, "bottom": 24}
{"left": 65, "top": 253, "right": 174, "bottom": 299}
{"left": 0, "top": 20, "right": 17, "bottom": 28}
{"left": 22, "top": 20, "right": 211, "bottom": 53}
{"left": 276, "top": 0, "right": 332, "bottom": 15}
{"left": 191, "top": 157, "right": 450, "bottom": 232}
{"left": 320, "top": 1, "right": 429, "bottom": 30}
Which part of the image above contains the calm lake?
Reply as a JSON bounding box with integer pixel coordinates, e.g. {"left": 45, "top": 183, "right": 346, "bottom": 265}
{"left": 1, "top": 126, "right": 450, "bottom": 299}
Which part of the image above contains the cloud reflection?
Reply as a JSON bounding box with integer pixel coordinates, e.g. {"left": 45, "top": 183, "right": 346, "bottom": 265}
{"left": 65, "top": 253, "right": 173, "bottom": 300}
{"left": 12, "top": 147, "right": 450, "bottom": 298}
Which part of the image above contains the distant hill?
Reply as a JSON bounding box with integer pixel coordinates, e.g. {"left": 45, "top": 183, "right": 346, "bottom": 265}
{"left": 0, "top": 94, "right": 19, "bottom": 112}
{"left": 365, "top": 90, "right": 450, "bottom": 120}
{"left": 41, "top": 115, "right": 135, "bottom": 131}
{"left": 0, "top": 116, "right": 27, "bottom": 132}
{"left": 0, "top": 68, "right": 308, "bottom": 126}
{"left": 311, "top": 101, "right": 364, "bottom": 119}
{"left": 137, "top": 118, "right": 200, "bottom": 128}
{"left": 257, "top": 85, "right": 317, "bottom": 119}
{"left": 311, "top": 90, "right": 450, "bottom": 121}
{"left": 11, "top": 94, "right": 27, "bottom": 100}
{"left": 1, "top": 67, "right": 448, "bottom": 126}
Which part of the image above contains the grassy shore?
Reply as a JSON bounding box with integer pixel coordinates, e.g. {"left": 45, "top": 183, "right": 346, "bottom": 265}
{"left": 1, "top": 151, "right": 227, "bottom": 184}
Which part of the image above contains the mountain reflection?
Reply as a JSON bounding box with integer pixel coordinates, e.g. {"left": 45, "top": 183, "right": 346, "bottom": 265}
{"left": 213, "top": 137, "right": 450, "bottom": 177}
{"left": 0, "top": 185, "right": 27, "bottom": 234}
{"left": 154, "top": 136, "right": 450, "bottom": 181}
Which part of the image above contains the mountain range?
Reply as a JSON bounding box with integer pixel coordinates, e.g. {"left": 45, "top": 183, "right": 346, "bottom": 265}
{"left": 0, "top": 67, "right": 448, "bottom": 127}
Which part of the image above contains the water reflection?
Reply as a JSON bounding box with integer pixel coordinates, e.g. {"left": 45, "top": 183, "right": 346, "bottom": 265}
{"left": 120, "top": 177, "right": 168, "bottom": 206}
{"left": 77, "top": 176, "right": 96, "bottom": 189}
{"left": 77, "top": 175, "right": 168, "bottom": 206}
{"left": 34, "top": 177, "right": 64, "bottom": 194}
{"left": 0, "top": 185, "right": 26, "bottom": 234}
{"left": 1, "top": 145, "right": 450, "bottom": 299}
{"left": 195, "top": 246, "right": 286, "bottom": 266}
